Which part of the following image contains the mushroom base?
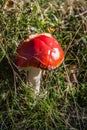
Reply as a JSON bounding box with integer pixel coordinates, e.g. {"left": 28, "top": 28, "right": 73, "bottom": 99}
{"left": 27, "top": 67, "right": 42, "bottom": 94}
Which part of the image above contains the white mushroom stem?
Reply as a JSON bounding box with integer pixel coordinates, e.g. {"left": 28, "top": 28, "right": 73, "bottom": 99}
{"left": 27, "top": 67, "right": 42, "bottom": 94}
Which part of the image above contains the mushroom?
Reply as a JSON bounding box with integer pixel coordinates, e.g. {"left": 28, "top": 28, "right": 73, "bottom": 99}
{"left": 16, "top": 33, "right": 64, "bottom": 94}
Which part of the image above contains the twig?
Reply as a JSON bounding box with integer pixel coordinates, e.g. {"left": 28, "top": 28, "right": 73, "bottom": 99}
{"left": 75, "top": 10, "right": 87, "bottom": 18}
{"left": 65, "top": 26, "right": 81, "bottom": 56}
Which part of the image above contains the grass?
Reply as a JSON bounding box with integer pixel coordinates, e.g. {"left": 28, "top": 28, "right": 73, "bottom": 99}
{"left": 0, "top": 0, "right": 87, "bottom": 129}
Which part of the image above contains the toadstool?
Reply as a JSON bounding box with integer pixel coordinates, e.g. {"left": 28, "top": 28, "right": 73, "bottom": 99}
{"left": 16, "top": 33, "right": 64, "bottom": 94}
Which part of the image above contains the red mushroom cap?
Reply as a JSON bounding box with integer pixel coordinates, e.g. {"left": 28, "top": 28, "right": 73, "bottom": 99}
{"left": 16, "top": 33, "right": 64, "bottom": 70}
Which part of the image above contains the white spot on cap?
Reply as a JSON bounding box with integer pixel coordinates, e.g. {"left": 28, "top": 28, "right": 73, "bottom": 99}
{"left": 48, "top": 50, "right": 51, "bottom": 55}
{"left": 52, "top": 48, "right": 60, "bottom": 60}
